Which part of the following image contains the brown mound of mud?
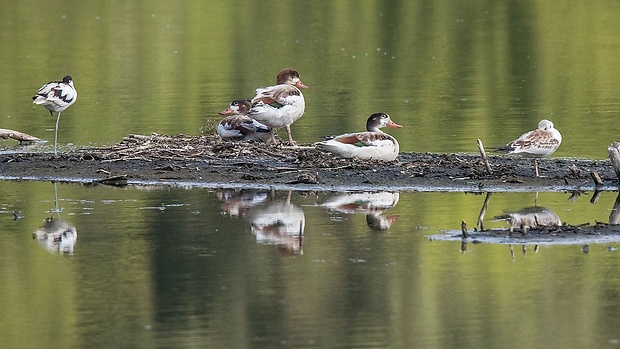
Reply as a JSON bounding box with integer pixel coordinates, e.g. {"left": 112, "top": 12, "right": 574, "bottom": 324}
{"left": 0, "top": 133, "right": 617, "bottom": 191}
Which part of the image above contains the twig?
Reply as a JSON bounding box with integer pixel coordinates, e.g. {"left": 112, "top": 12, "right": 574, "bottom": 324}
{"left": 251, "top": 146, "right": 288, "bottom": 158}
{"left": 591, "top": 171, "right": 604, "bottom": 187}
{"left": 461, "top": 220, "right": 468, "bottom": 238}
{"left": 590, "top": 190, "right": 602, "bottom": 204}
{"left": 325, "top": 165, "right": 353, "bottom": 171}
{"left": 476, "top": 139, "right": 492, "bottom": 174}
{"left": 476, "top": 192, "right": 492, "bottom": 231}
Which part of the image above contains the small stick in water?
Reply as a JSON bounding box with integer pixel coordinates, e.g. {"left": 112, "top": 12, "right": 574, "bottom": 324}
{"left": 590, "top": 171, "right": 604, "bottom": 187}
{"left": 476, "top": 139, "right": 492, "bottom": 174}
{"left": 461, "top": 220, "right": 468, "bottom": 238}
{"left": 476, "top": 192, "right": 492, "bottom": 231}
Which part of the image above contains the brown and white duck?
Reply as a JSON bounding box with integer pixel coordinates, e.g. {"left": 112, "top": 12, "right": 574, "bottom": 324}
{"left": 315, "top": 112, "right": 402, "bottom": 161}
{"left": 217, "top": 99, "right": 272, "bottom": 142}
{"left": 247, "top": 68, "right": 308, "bottom": 145}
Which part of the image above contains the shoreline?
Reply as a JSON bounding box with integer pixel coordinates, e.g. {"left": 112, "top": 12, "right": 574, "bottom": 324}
{"left": 0, "top": 134, "right": 616, "bottom": 192}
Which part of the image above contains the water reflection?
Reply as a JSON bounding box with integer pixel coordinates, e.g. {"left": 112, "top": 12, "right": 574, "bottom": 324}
{"left": 494, "top": 206, "right": 562, "bottom": 236}
{"left": 249, "top": 191, "right": 305, "bottom": 254}
{"left": 323, "top": 191, "right": 400, "bottom": 231}
{"left": 609, "top": 192, "right": 620, "bottom": 225}
{"left": 32, "top": 183, "right": 77, "bottom": 254}
{"left": 365, "top": 214, "right": 400, "bottom": 231}
{"left": 215, "top": 189, "right": 305, "bottom": 254}
{"left": 447, "top": 190, "right": 620, "bottom": 251}
{"left": 33, "top": 218, "right": 78, "bottom": 254}
{"left": 509, "top": 243, "right": 540, "bottom": 261}
{"left": 216, "top": 189, "right": 268, "bottom": 218}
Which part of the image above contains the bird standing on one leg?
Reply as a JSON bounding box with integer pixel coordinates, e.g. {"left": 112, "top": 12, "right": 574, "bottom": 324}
{"left": 495, "top": 119, "right": 562, "bottom": 177}
{"left": 32, "top": 75, "right": 77, "bottom": 155}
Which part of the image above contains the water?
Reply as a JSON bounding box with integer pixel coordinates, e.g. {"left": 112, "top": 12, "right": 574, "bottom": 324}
{"left": 2, "top": 1, "right": 620, "bottom": 158}
{"left": 0, "top": 181, "right": 619, "bottom": 348}
{"left": 2, "top": 1, "right": 620, "bottom": 348}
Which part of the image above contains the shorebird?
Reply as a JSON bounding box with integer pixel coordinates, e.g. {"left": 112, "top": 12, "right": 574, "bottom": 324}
{"left": 32, "top": 75, "right": 77, "bottom": 155}
{"left": 315, "top": 113, "right": 402, "bottom": 161}
{"left": 248, "top": 68, "right": 307, "bottom": 145}
{"left": 495, "top": 119, "right": 562, "bottom": 177}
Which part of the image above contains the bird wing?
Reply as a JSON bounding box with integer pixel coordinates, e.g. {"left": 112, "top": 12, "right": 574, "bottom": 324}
{"left": 333, "top": 132, "right": 395, "bottom": 147}
{"left": 35, "top": 81, "right": 76, "bottom": 106}
{"left": 252, "top": 84, "right": 301, "bottom": 108}
{"left": 503, "top": 129, "right": 559, "bottom": 155}
{"left": 222, "top": 116, "right": 269, "bottom": 136}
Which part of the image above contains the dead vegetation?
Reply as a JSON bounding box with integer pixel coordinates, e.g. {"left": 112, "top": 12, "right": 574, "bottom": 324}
{"left": 0, "top": 133, "right": 617, "bottom": 192}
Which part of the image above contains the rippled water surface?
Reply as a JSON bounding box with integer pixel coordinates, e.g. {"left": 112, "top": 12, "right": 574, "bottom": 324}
{"left": 0, "top": 181, "right": 619, "bottom": 348}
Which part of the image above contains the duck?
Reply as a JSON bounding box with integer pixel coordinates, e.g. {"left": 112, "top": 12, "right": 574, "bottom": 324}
{"left": 217, "top": 99, "right": 272, "bottom": 142}
{"left": 495, "top": 119, "right": 562, "bottom": 177}
{"left": 247, "top": 68, "right": 308, "bottom": 145}
{"left": 32, "top": 75, "right": 77, "bottom": 155}
{"left": 315, "top": 112, "right": 402, "bottom": 161}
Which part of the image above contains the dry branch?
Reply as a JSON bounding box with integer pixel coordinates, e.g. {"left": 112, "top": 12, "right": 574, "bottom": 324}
{"left": 476, "top": 139, "right": 492, "bottom": 174}
{"left": 0, "top": 128, "right": 45, "bottom": 143}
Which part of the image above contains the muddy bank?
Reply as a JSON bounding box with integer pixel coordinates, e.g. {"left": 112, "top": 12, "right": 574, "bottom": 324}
{"left": 0, "top": 133, "right": 617, "bottom": 192}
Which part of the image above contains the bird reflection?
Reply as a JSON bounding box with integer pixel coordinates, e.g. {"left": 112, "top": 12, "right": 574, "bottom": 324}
{"left": 32, "top": 182, "right": 77, "bottom": 254}
{"left": 366, "top": 214, "right": 400, "bottom": 231}
{"left": 494, "top": 206, "right": 561, "bottom": 236}
{"left": 322, "top": 192, "right": 400, "bottom": 231}
{"left": 509, "top": 244, "right": 540, "bottom": 261}
{"left": 215, "top": 189, "right": 268, "bottom": 218}
{"left": 33, "top": 218, "right": 78, "bottom": 254}
{"left": 249, "top": 191, "right": 305, "bottom": 254}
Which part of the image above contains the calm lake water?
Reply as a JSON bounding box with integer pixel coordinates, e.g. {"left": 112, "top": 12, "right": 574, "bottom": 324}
{"left": 2, "top": 0, "right": 620, "bottom": 158}
{"left": 2, "top": 1, "right": 620, "bottom": 348}
{"left": 0, "top": 181, "right": 619, "bottom": 348}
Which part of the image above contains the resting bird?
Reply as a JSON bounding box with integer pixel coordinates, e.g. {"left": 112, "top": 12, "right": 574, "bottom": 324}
{"left": 495, "top": 119, "right": 562, "bottom": 177}
{"left": 32, "top": 75, "right": 77, "bottom": 155}
{"left": 248, "top": 68, "right": 308, "bottom": 145}
{"left": 315, "top": 112, "right": 402, "bottom": 161}
{"left": 217, "top": 99, "right": 272, "bottom": 142}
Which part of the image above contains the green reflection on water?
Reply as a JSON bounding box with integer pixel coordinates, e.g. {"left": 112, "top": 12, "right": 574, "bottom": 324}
{"left": 0, "top": 181, "right": 618, "bottom": 348}
{"left": 1, "top": 0, "right": 620, "bottom": 158}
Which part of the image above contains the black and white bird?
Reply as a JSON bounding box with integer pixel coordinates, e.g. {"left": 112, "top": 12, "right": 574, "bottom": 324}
{"left": 217, "top": 99, "right": 272, "bottom": 142}
{"left": 32, "top": 75, "right": 77, "bottom": 155}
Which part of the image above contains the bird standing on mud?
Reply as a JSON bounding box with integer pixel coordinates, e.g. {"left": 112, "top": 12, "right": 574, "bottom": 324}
{"left": 495, "top": 119, "right": 562, "bottom": 177}
{"left": 32, "top": 75, "right": 77, "bottom": 155}
{"left": 247, "top": 68, "right": 308, "bottom": 145}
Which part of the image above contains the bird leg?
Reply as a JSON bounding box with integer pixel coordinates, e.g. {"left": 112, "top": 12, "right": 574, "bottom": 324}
{"left": 534, "top": 159, "right": 545, "bottom": 178}
{"left": 54, "top": 111, "right": 62, "bottom": 155}
{"left": 285, "top": 125, "right": 297, "bottom": 146}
